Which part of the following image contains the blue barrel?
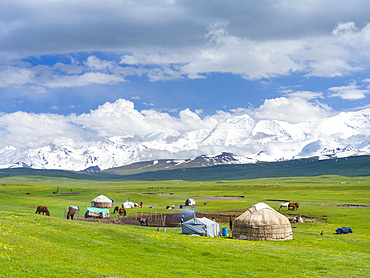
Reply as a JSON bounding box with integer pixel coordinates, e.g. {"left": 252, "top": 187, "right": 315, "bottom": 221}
{"left": 163, "top": 228, "right": 166, "bottom": 233}
{"left": 222, "top": 227, "right": 228, "bottom": 236}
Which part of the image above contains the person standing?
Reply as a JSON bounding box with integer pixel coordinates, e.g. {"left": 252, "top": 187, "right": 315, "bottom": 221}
{"left": 229, "top": 217, "right": 233, "bottom": 231}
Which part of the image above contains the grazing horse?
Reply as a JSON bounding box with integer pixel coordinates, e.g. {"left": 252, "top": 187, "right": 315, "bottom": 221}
{"left": 288, "top": 203, "right": 299, "bottom": 211}
{"left": 119, "top": 208, "right": 126, "bottom": 216}
{"left": 137, "top": 218, "right": 148, "bottom": 226}
{"left": 35, "top": 206, "right": 50, "bottom": 216}
{"left": 67, "top": 209, "right": 76, "bottom": 220}
{"left": 279, "top": 202, "right": 290, "bottom": 211}
{"left": 68, "top": 206, "right": 80, "bottom": 214}
{"left": 113, "top": 206, "right": 119, "bottom": 214}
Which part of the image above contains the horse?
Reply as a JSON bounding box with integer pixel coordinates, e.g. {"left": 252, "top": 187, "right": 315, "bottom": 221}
{"left": 67, "top": 209, "right": 76, "bottom": 220}
{"left": 119, "top": 208, "right": 126, "bottom": 216}
{"left": 68, "top": 206, "right": 80, "bottom": 214}
{"left": 288, "top": 203, "right": 299, "bottom": 211}
{"left": 137, "top": 218, "right": 148, "bottom": 226}
{"left": 35, "top": 206, "right": 50, "bottom": 216}
{"left": 113, "top": 206, "right": 119, "bottom": 214}
{"left": 279, "top": 202, "right": 290, "bottom": 211}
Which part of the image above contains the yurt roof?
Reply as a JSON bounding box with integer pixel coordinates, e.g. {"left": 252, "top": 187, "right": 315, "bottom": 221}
{"left": 235, "top": 202, "right": 290, "bottom": 226}
{"left": 91, "top": 195, "right": 111, "bottom": 202}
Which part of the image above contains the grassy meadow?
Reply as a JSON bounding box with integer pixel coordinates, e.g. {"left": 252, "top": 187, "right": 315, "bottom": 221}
{"left": 0, "top": 174, "right": 369, "bottom": 277}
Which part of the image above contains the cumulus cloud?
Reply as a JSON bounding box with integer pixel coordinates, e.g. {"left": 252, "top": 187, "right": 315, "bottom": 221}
{"left": 0, "top": 96, "right": 336, "bottom": 149}
{"left": 328, "top": 82, "right": 370, "bottom": 100}
{"left": 250, "top": 96, "right": 333, "bottom": 123}
{"left": 0, "top": 111, "right": 88, "bottom": 148}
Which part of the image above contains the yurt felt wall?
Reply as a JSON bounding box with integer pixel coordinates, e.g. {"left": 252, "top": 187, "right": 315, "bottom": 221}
{"left": 91, "top": 195, "right": 113, "bottom": 208}
{"left": 233, "top": 202, "right": 293, "bottom": 241}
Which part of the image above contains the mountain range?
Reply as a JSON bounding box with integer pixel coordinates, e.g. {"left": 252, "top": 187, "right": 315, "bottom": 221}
{"left": 0, "top": 108, "right": 369, "bottom": 171}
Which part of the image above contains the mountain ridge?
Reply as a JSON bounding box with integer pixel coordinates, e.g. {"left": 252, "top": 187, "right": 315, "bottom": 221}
{"left": 0, "top": 108, "right": 369, "bottom": 171}
{"left": 0, "top": 155, "right": 369, "bottom": 181}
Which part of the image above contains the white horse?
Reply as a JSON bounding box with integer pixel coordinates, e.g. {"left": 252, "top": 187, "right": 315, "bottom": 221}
{"left": 279, "top": 202, "right": 289, "bottom": 211}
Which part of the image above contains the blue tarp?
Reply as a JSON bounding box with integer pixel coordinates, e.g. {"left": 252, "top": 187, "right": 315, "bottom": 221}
{"left": 336, "top": 227, "right": 353, "bottom": 234}
{"left": 86, "top": 207, "right": 109, "bottom": 213}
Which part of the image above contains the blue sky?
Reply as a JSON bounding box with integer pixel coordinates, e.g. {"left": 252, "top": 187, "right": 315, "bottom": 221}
{"left": 0, "top": 0, "right": 370, "bottom": 150}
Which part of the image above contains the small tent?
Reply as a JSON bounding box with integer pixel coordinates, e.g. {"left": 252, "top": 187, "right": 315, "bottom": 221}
{"left": 233, "top": 202, "right": 292, "bottom": 241}
{"left": 122, "top": 201, "right": 135, "bottom": 209}
{"left": 185, "top": 198, "right": 196, "bottom": 206}
{"left": 91, "top": 195, "right": 113, "bottom": 208}
{"left": 85, "top": 207, "right": 110, "bottom": 219}
{"left": 182, "top": 217, "right": 219, "bottom": 237}
{"left": 336, "top": 227, "right": 353, "bottom": 234}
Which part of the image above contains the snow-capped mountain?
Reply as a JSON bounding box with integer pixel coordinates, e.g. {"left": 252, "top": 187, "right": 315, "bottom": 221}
{"left": 1, "top": 108, "right": 369, "bottom": 171}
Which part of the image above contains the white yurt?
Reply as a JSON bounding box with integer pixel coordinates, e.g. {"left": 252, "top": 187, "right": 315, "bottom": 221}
{"left": 91, "top": 195, "right": 113, "bottom": 208}
{"left": 232, "top": 202, "right": 293, "bottom": 241}
{"left": 122, "top": 201, "right": 135, "bottom": 209}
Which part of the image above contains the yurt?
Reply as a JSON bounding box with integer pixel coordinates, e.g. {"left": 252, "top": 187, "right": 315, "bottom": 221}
{"left": 181, "top": 217, "right": 220, "bottom": 237}
{"left": 91, "top": 195, "right": 113, "bottom": 208}
{"left": 232, "top": 202, "right": 292, "bottom": 241}
{"left": 122, "top": 201, "right": 135, "bottom": 209}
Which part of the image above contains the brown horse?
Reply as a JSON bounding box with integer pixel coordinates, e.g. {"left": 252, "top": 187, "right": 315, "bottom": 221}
{"left": 35, "top": 206, "right": 50, "bottom": 216}
{"left": 119, "top": 208, "right": 126, "bottom": 216}
{"left": 288, "top": 203, "right": 299, "bottom": 211}
{"left": 67, "top": 209, "right": 76, "bottom": 220}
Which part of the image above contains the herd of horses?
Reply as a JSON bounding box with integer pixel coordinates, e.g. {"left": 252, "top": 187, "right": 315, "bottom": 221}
{"left": 35, "top": 202, "right": 300, "bottom": 222}
{"left": 35, "top": 205, "right": 127, "bottom": 220}
{"left": 279, "top": 202, "right": 300, "bottom": 211}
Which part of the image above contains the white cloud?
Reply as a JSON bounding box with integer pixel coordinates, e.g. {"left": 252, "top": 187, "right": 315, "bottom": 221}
{"left": 0, "top": 97, "right": 336, "bottom": 150}
{"left": 283, "top": 90, "right": 323, "bottom": 100}
{"left": 43, "top": 72, "right": 125, "bottom": 88}
{"left": 0, "top": 56, "right": 127, "bottom": 89}
{"left": 328, "top": 82, "right": 370, "bottom": 100}
{"left": 0, "top": 111, "right": 87, "bottom": 148}
{"left": 115, "top": 22, "right": 370, "bottom": 81}
{"left": 250, "top": 96, "right": 333, "bottom": 123}
{"left": 0, "top": 65, "right": 34, "bottom": 87}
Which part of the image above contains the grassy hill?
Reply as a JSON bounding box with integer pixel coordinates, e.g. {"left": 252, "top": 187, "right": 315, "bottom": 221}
{"left": 111, "top": 155, "right": 370, "bottom": 181}
{"left": 1, "top": 155, "right": 369, "bottom": 181}
{"left": 0, "top": 173, "right": 369, "bottom": 277}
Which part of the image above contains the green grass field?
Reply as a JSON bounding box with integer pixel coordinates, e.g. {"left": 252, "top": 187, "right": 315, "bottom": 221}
{"left": 0, "top": 174, "right": 369, "bottom": 277}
